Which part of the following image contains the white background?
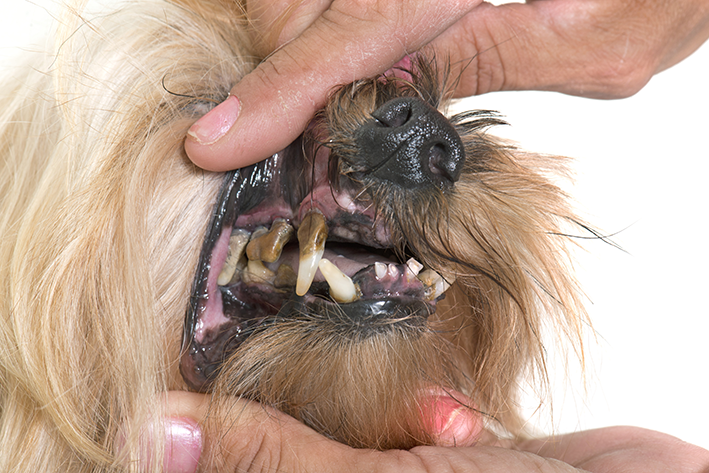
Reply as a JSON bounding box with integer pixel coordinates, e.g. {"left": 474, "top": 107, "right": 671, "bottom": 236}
{"left": 2, "top": 0, "right": 707, "bottom": 448}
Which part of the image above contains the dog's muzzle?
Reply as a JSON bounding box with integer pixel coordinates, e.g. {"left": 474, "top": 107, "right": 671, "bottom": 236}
{"left": 180, "top": 97, "right": 465, "bottom": 391}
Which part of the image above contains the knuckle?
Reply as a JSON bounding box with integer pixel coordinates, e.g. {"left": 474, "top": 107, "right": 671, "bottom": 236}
{"left": 229, "top": 423, "right": 284, "bottom": 473}
{"left": 323, "top": 0, "right": 409, "bottom": 32}
{"left": 589, "top": 49, "right": 657, "bottom": 98}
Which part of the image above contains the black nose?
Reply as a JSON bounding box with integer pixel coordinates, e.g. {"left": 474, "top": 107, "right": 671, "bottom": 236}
{"left": 354, "top": 97, "right": 465, "bottom": 189}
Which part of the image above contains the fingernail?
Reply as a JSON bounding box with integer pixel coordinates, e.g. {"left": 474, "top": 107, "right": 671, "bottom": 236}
{"left": 187, "top": 95, "right": 240, "bottom": 145}
{"left": 164, "top": 417, "right": 202, "bottom": 473}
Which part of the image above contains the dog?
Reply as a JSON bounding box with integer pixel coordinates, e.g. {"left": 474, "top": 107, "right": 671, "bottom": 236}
{"left": 0, "top": 0, "right": 590, "bottom": 469}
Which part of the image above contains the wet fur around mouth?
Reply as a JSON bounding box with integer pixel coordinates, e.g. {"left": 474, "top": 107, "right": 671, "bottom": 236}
{"left": 0, "top": 0, "right": 589, "bottom": 469}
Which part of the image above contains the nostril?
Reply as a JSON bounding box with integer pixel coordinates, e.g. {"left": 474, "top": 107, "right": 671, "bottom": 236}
{"left": 355, "top": 97, "right": 465, "bottom": 189}
{"left": 372, "top": 101, "right": 412, "bottom": 128}
{"left": 427, "top": 143, "right": 453, "bottom": 181}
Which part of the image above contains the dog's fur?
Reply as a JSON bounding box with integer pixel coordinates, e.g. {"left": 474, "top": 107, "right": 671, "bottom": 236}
{"left": 0, "top": 0, "right": 588, "bottom": 470}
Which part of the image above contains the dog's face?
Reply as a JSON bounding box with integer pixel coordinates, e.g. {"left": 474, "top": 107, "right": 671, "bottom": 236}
{"left": 177, "top": 55, "right": 586, "bottom": 448}
{"left": 0, "top": 0, "right": 586, "bottom": 467}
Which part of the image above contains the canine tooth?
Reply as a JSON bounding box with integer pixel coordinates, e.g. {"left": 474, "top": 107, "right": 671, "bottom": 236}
{"left": 318, "top": 258, "right": 358, "bottom": 303}
{"left": 246, "top": 219, "right": 294, "bottom": 263}
{"left": 296, "top": 210, "right": 328, "bottom": 296}
{"left": 244, "top": 259, "right": 276, "bottom": 284}
{"left": 406, "top": 258, "right": 424, "bottom": 276}
{"left": 374, "top": 262, "right": 387, "bottom": 279}
{"left": 217, "top": 229, "right": 250, "bottom": 286}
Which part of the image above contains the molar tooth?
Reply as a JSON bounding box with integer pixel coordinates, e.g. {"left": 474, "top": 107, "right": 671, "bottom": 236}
{"left": 318, "top": 258, "right": 358, "bottom": 303}
{"left": 217, "top": 229, "right": 251, "bottom": 286}
{"left": 274, "top": 264, "right": 297, "bottom": 289}
{"left": 246, "top": 219, "right": 294, "bottom": 263}
{"left": 418, "top": 269, "right": 455, "bottom": 300}
{"left": 374, "top": 262, "right": 387, "bottom": 280}
{"left": 243, "top": 259, "right": 276, "bottom": 284}
{"left": 429, "top": 278, "right": 452, "bottom": 300}
{"left": 296, "top": 210, "right": 328, "bottom": 296}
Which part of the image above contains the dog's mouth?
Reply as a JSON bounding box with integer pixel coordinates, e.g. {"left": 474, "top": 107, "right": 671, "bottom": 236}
{"left": 181, "top": 126, "right": 455, "bottom": 391}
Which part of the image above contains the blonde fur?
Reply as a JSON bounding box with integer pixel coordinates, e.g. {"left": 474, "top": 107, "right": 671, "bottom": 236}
{"left": 1, "top": 1, "right": 253, "bottom": 470}
{"left": 0, "top": 0, "right": 587, "bottom": 470}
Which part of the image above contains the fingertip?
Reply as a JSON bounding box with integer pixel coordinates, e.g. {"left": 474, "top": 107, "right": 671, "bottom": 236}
{"left": 184, "top": 81, "right": 316, "bottom": 172}
{"left": 184, "top": 95, "right": 251, "bottom": 172}
{"left": 423, "top": 389, "right": 484, "bottom": 447}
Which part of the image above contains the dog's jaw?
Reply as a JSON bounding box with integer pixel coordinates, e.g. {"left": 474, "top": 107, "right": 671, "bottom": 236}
{"left": 180, "top": 120, "right": 455, "bottom": 392}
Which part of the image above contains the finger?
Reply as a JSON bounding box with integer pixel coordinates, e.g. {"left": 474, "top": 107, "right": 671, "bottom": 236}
{"left": 248, "top": 0, "right": 333, "bottom": 56}
{"left": 163, "top": 391, "right": 370, "bottom": 473}
{"left": 163, "top": 391, "right": 538, "bottom": 473}
{"left": 430, "top": 0, "right": 707, "bottom": 99}
{"left": 422, "top": 388, "right": 484, "bottom": 447}
{"left": 185, "top": 0, "right": 482, "bottom": 172}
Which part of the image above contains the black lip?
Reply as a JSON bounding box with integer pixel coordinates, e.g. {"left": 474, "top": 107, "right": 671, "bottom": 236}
{"left": 182, "top": 164, "right": 272, "bottom": 354}
{"left": 277, "top": 296, "right": 430, "bottom": 333}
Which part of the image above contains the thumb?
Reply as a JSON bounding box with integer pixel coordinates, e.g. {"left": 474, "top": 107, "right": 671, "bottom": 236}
{"left": 184, "top": 0, "right": 481, "bottom": 172}
{"left": 161, "top": 391, "right": 368, "bottom": 473}
{"left": 422, "top": 388, "right": 484, "bottom": 447}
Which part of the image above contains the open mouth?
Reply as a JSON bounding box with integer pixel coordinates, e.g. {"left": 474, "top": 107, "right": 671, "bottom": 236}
{"left": 180, "top": 125, "right": 456, "bottom": 391}
{"left": 177, "top": 55, "right": 495, "bottom": 392}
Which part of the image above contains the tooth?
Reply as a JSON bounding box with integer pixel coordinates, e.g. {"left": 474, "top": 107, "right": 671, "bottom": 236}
{"left": 274, "top": 264, "right": 297, "bottom": 289}
{"left": 418, "top": 269, "right": 455, "bottom": 300}
{"left": 406, "top": 258, "right": 424, "bottom": 276}
{"left": 246, "top": 219, "right": 294, "bottom": 263}
{"left": 374, "top": 262, "right": 387, "bottom": 280}
{"left": 243, "top": 259, "right": 276, "bottom": 284}
{"left": 318, "top": 258, "right": 358, "bottom": 303}
{"left": 387, "top": 263, "right": 399, "bottom": 278}
{"left": 296, "top": 210, "right": 328, "bottom": 296}
{"left": 217, "top": 229, "right": 251, "bottom": 286}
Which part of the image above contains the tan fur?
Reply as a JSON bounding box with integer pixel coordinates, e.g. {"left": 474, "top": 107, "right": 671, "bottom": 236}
{"left": 0, "top": 0, "right": 587, "bottom": 470}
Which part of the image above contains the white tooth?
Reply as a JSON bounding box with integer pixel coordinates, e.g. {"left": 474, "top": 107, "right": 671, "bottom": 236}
{"left": 217, "top": 229, "right": 251, "bottom": 286}
{"left": 418, "top": 269, "right": 455, "bottom": 300}
{"left": 387, "top": 263, "right": 399, "bottom": 278}
{"left": 296, "top": 210, "right": 328, "bottom": 296}
{"left": 296, "top": 247, "right": 324, "bottom": 296}
{"left": 318, "top": 258, "right": 358, "bottom": 303}
{"left": 374, "top": 262, "right": 387, "bottom": 279}
{"left": 406, "top": 258, "right": 424, "bottom": 276}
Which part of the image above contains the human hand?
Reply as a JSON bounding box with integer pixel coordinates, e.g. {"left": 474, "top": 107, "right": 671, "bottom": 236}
{"left": 184, "top": 0, "right": 709, "bottom": 172}
{"left": 154, "top": 391, "right": 709, "bottom": 473}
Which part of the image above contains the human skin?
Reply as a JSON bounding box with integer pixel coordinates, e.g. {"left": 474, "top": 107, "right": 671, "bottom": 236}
{"left": 161, "top": 391, "right": 709, "bottom": 473}
{"left": 184, "top": 0, "right": 709, "bottom": 171}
